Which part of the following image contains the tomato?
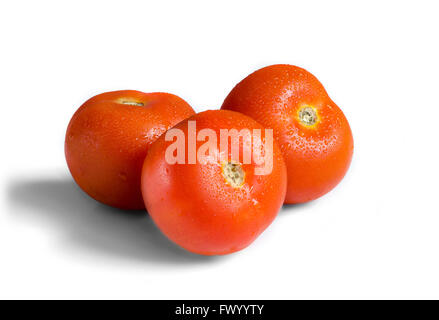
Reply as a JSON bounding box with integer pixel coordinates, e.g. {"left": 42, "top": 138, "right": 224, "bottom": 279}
{"left": 222, "top": 64, "right": 353, "bottom": 204}
{"left": 141, "top": 110, "right": 287, "bottom": 255}
{"left": 65, "top": 90, "right": 195, "bottom": 209}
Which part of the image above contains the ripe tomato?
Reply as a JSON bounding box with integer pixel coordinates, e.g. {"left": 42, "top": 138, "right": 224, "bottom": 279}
{"left": 65, "top": 90, "right": 195, "bottom": 209}
{"left": 222, "top": 64, "right": 353, "bottom": 204}
{"left": 141, "top": 110, "right": 287, "bottom": 255}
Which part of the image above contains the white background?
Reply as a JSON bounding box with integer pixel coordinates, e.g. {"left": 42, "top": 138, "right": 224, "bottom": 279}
{"left": 1, "top": 0, "right": 438, "bottom": 300}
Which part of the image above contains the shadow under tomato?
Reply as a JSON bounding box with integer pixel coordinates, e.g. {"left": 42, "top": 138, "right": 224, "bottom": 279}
{"left": 6, "top": 175, "right": 217, "bottom": 266}
{"left": 278, "top": 200, "right": 319, "bottom": 216}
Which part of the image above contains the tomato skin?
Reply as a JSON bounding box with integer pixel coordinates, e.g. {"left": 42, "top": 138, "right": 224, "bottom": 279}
{"left": 141, "top": 110, "right": 287, "bottom": 255}
{"left": 65, "top": 90, "right": 195, "bottom": 210}
{"left": 222, "top": 64, "right": 353, "bottom": 204}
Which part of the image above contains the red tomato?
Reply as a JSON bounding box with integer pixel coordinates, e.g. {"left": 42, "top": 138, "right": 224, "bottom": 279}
{"left": 222, "top": 64, "right": 354, "bottom": 204}
{"left": 141, "top": 110, "right": 287, "bottom": 255}
{"left": 65, "top": 90, "right": 195, "bottom": 209}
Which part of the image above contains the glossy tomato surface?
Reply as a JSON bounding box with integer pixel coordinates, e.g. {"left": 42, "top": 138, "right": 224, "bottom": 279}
{"left": 141, "top": 110, "right": 287, "bottom": 255}
{"left": 222, "top": 64, "right": 353, "bottom": 204}
{"left": 65, "top": 90, "right": 195, "bottom": 209}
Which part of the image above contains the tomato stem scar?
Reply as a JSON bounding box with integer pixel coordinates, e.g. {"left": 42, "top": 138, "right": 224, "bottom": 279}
{"left": 121, "top": 101, "right": 144, "bottom": 106}
{"left": 222, "top": 162, "right": 245, "bottom": 188}
{"left": 298, "top": 106, "right": 318, "bottom": 127}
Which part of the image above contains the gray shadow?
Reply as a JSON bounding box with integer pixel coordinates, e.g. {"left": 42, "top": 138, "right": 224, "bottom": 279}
{"left": 279, "top": 200, "right": 319, "bottom": 215}
{"left": 6, "top": 176, "right": 218, "bottom": 266}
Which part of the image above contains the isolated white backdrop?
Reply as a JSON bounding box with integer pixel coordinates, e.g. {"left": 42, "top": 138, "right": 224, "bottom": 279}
{"left": 1, "top": 0, "right": 438, "bottom": 299}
